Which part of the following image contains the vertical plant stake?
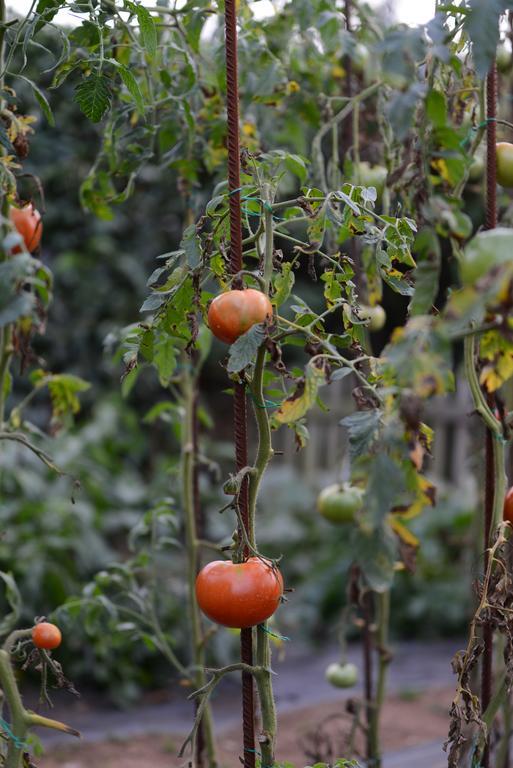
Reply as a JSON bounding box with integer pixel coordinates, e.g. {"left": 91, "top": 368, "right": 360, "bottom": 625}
{"left": 223, "top": 0, "right": 256, "bottom": 764}
{"left": 481, "top": 60, "right": 498, "bottom": 768}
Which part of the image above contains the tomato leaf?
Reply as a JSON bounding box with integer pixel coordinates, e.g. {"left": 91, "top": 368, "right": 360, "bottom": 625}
{"left": 74, "top": 74, "right": 111, "bottom": 123}
{"left": 352, "top": 525, "right": 398, "bottom": 592}
{"left": 340, "top": 409, "right": 382, "bottom": 460}
{"left": 0, "top": 572, "right": 21, "bottom": 638}
{"left": 227, "top": 324, "right": 266, "bottom": 373}
{"left": 274, "top": 363, "right": 325, "bottom": 425}
{"left": 464, "top": 0, "right": 510, "bottom": 78}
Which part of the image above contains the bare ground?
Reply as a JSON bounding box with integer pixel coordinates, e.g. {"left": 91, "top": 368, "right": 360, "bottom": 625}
{"left": 42, "top": 685, "right": 453, "bottom": 768}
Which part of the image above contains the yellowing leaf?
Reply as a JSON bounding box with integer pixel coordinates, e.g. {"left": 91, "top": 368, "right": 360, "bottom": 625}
{"left": 274, "top": 364, "right": 325, "bottom": 425}
{"left": 389, "top": 516, "right": 420, "bottom": 548}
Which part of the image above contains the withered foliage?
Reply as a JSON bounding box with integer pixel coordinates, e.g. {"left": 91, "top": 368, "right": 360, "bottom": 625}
{"left": 445, "top": 525, "right": 513, "bottom": 767}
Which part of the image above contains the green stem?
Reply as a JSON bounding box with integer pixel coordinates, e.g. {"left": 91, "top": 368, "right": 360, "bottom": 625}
{"left": 248, "top": 347, "right": 272, "bottom": 532}
{"left": 492, "top": 434, "right": 506, "bottom": 532}
{"left": 368, "top": 590, "right": 390, "bottom": 768}
{"left": 463, "top": 335, "right": 501, "bottom": 435}
{"left": 181, "top": 366, "right": 217, "bottom": 767}
{"left": 0, "top": 650, "right": 27, "bottom": 768}
{"left": 255, "top": 624, "right": 277, "bottom": 766}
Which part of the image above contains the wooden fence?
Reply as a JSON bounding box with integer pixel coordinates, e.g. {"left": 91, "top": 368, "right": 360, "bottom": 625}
{"left": 272, "top": 375, "right": 475, "bottom": 488}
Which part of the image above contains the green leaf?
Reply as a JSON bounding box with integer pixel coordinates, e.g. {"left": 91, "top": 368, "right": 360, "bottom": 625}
{"left": 465, "top": 0, "right": 510, "bottom": 78}
{"left": 352, "top": 525, "right": 398, "bottom": 592}
{"left": 426, "top": 89, "right": 447, "bottom": 128}
{"left": 118, "top": 64, "right": 145, "bottom": 115}
{"left": 410, "top": 228, "right": 441, "bottom": 316}
{"left": 227, "top": 324, "right": 265, "bottom": 373}
{"left": 74, "top": 75, "right": 111, "bottom": 123}
{"left": 0, "top": 572, "right": 21, "bottom": 638}
{"left": 180, "top": 224, "right": 201, "bottom": 268}
{"left": 340, "top": 409, "right": 382, "bottom": 460}
{"left": 153, "top": 337, "right": 177, "bottom": 386}
{"left": 16, "top": 75, "right": 55, "bottom": 126}
{"left": 273, "top": 262, "right": 295, "bottom": 306}
{"left": 363, "top": 453, "right": 406, "bottom": 527}
{"left": 130, "top": 2, "right": 158, "bottom": 58}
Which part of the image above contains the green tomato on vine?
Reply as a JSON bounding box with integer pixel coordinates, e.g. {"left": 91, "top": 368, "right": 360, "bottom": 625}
{"left": 325, "top": 662, "right": 358, "bottom": 688}
{"left": 317, "top": 484, "right": 363, "bottom": 524}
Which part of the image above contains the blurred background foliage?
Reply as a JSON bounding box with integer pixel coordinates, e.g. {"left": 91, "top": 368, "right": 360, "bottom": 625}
{"left": 0, "top": 0, "right": 492, "bottom": 703}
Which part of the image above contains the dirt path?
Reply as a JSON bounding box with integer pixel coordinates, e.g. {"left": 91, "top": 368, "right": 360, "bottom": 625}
{"left": 34, "top": 640, "right": 460, "bottom": 767}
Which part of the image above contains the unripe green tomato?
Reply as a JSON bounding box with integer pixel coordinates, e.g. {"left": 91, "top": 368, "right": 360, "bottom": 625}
{"left": 351, "top": 42, "right": 370, "bottom": 74}
{"left": 325, "top": 662, "right": 358, "bottom": 689}
{"left": 468, "top": 154, "right": 485, "bottom": 183}
{"left": 496, "top": 142, "right": 513, "bottom": 188}
{"left": 317, "top": 484, "right": 363, "bottom": 524}
{"left": 360, "top": 304, "right": 386, "bottom": 332}
{"left": 460, "top": 227, "right": 513, "bottom": 285}
{"left": 497, "top": 45, "right": 513, "bottom": 74}
{"left": 355, "top": 162, "right": 387, "bottom": 196}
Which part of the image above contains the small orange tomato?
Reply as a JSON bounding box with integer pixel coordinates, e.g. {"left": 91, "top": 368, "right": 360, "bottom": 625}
{"left": 195, "top": 557, "right": 283, "bottom": 628}
{"left": 9, "top": 203, "right": 43, "bottom": 253}
{"left": 207, "top": 288, "right": 273, "bottom": 344}
{"left": 32, "top": 622, "right": 62, "bottom": 650}
{"left": 504, "top": 486, "right": 513, "bottom": 526}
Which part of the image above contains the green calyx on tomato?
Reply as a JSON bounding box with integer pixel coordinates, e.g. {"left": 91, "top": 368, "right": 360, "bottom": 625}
{"left": 195, "top": 557, "right": 284, "bottom": 629}
{"left": 460, "top": 228, "right": 513, "bottom": 285}
{"left": 325, "top": 662, "right": 358, "bottom": 688}
{"left": 496, "top": 142, "right": 513, "bottom": 188}
{"left": 317, "top": 483, "right": 363, "bottom": 524}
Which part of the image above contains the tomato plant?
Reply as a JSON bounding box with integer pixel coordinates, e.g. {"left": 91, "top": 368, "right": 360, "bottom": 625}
{"left": 196, "top": 558, "right": 284, "bottom": 629}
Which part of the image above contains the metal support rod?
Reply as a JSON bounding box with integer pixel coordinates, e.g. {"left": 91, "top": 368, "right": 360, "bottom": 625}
{"left": 224, "top": 2, "right": 255, "bottom": 765}
{"left": 481, "top": 61, "right": 498, "bottom": 768}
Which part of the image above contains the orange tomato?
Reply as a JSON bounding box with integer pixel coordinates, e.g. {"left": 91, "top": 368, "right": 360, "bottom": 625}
{"left": 32, "top": 622, "right": 62, "bottom": 650}
{"left": 195, "top": 557, "right": 283, "bottom": 628}
{"left": 504, "top": 486, "right": 513, "bottom": 525}
{"left": 10, "top": 203, "right": 43, "bottom": 253}
{"left": 207, "top": 288, "right": 273, "bottom": 344}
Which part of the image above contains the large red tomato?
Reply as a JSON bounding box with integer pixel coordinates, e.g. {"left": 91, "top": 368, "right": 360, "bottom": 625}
{"left": 9, "top": 203, "right": 43, "bottom": 253}
{"left": 207, "top": 288, "right": 273, "bottom": 344}
{"left": 504, "top": 486, "right": 513, "bottom": 525}
{"left": 195, "top": 557, "right": 283, "bottom": 628}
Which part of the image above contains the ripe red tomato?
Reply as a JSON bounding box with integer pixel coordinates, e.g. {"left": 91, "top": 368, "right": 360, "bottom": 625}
{"left": 504, "top": 486, "right": 513, "bottom": 525}
{"left": 32, "top": 622, "right": 62, "bottom": 650}
{"left": 9, "top": 203, "right": 43, "bottom": 253}
{"left": 496, "top": 142, "right": 513, "bottom": 188}
{"left": 207, "top": 288, "right": 273, "bottom": 344}
{"left": 195, "top": 557, "right": 283, "bottom": 628}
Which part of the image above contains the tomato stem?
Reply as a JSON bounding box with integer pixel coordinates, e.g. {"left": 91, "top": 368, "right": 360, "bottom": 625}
{"left": 180, "top": 362, "right": 218, "bottom": 767}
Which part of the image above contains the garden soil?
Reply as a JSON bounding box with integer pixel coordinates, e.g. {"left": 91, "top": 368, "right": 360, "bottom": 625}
{"left": 43, "top": 685, "right": 453, "bottom": 768}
